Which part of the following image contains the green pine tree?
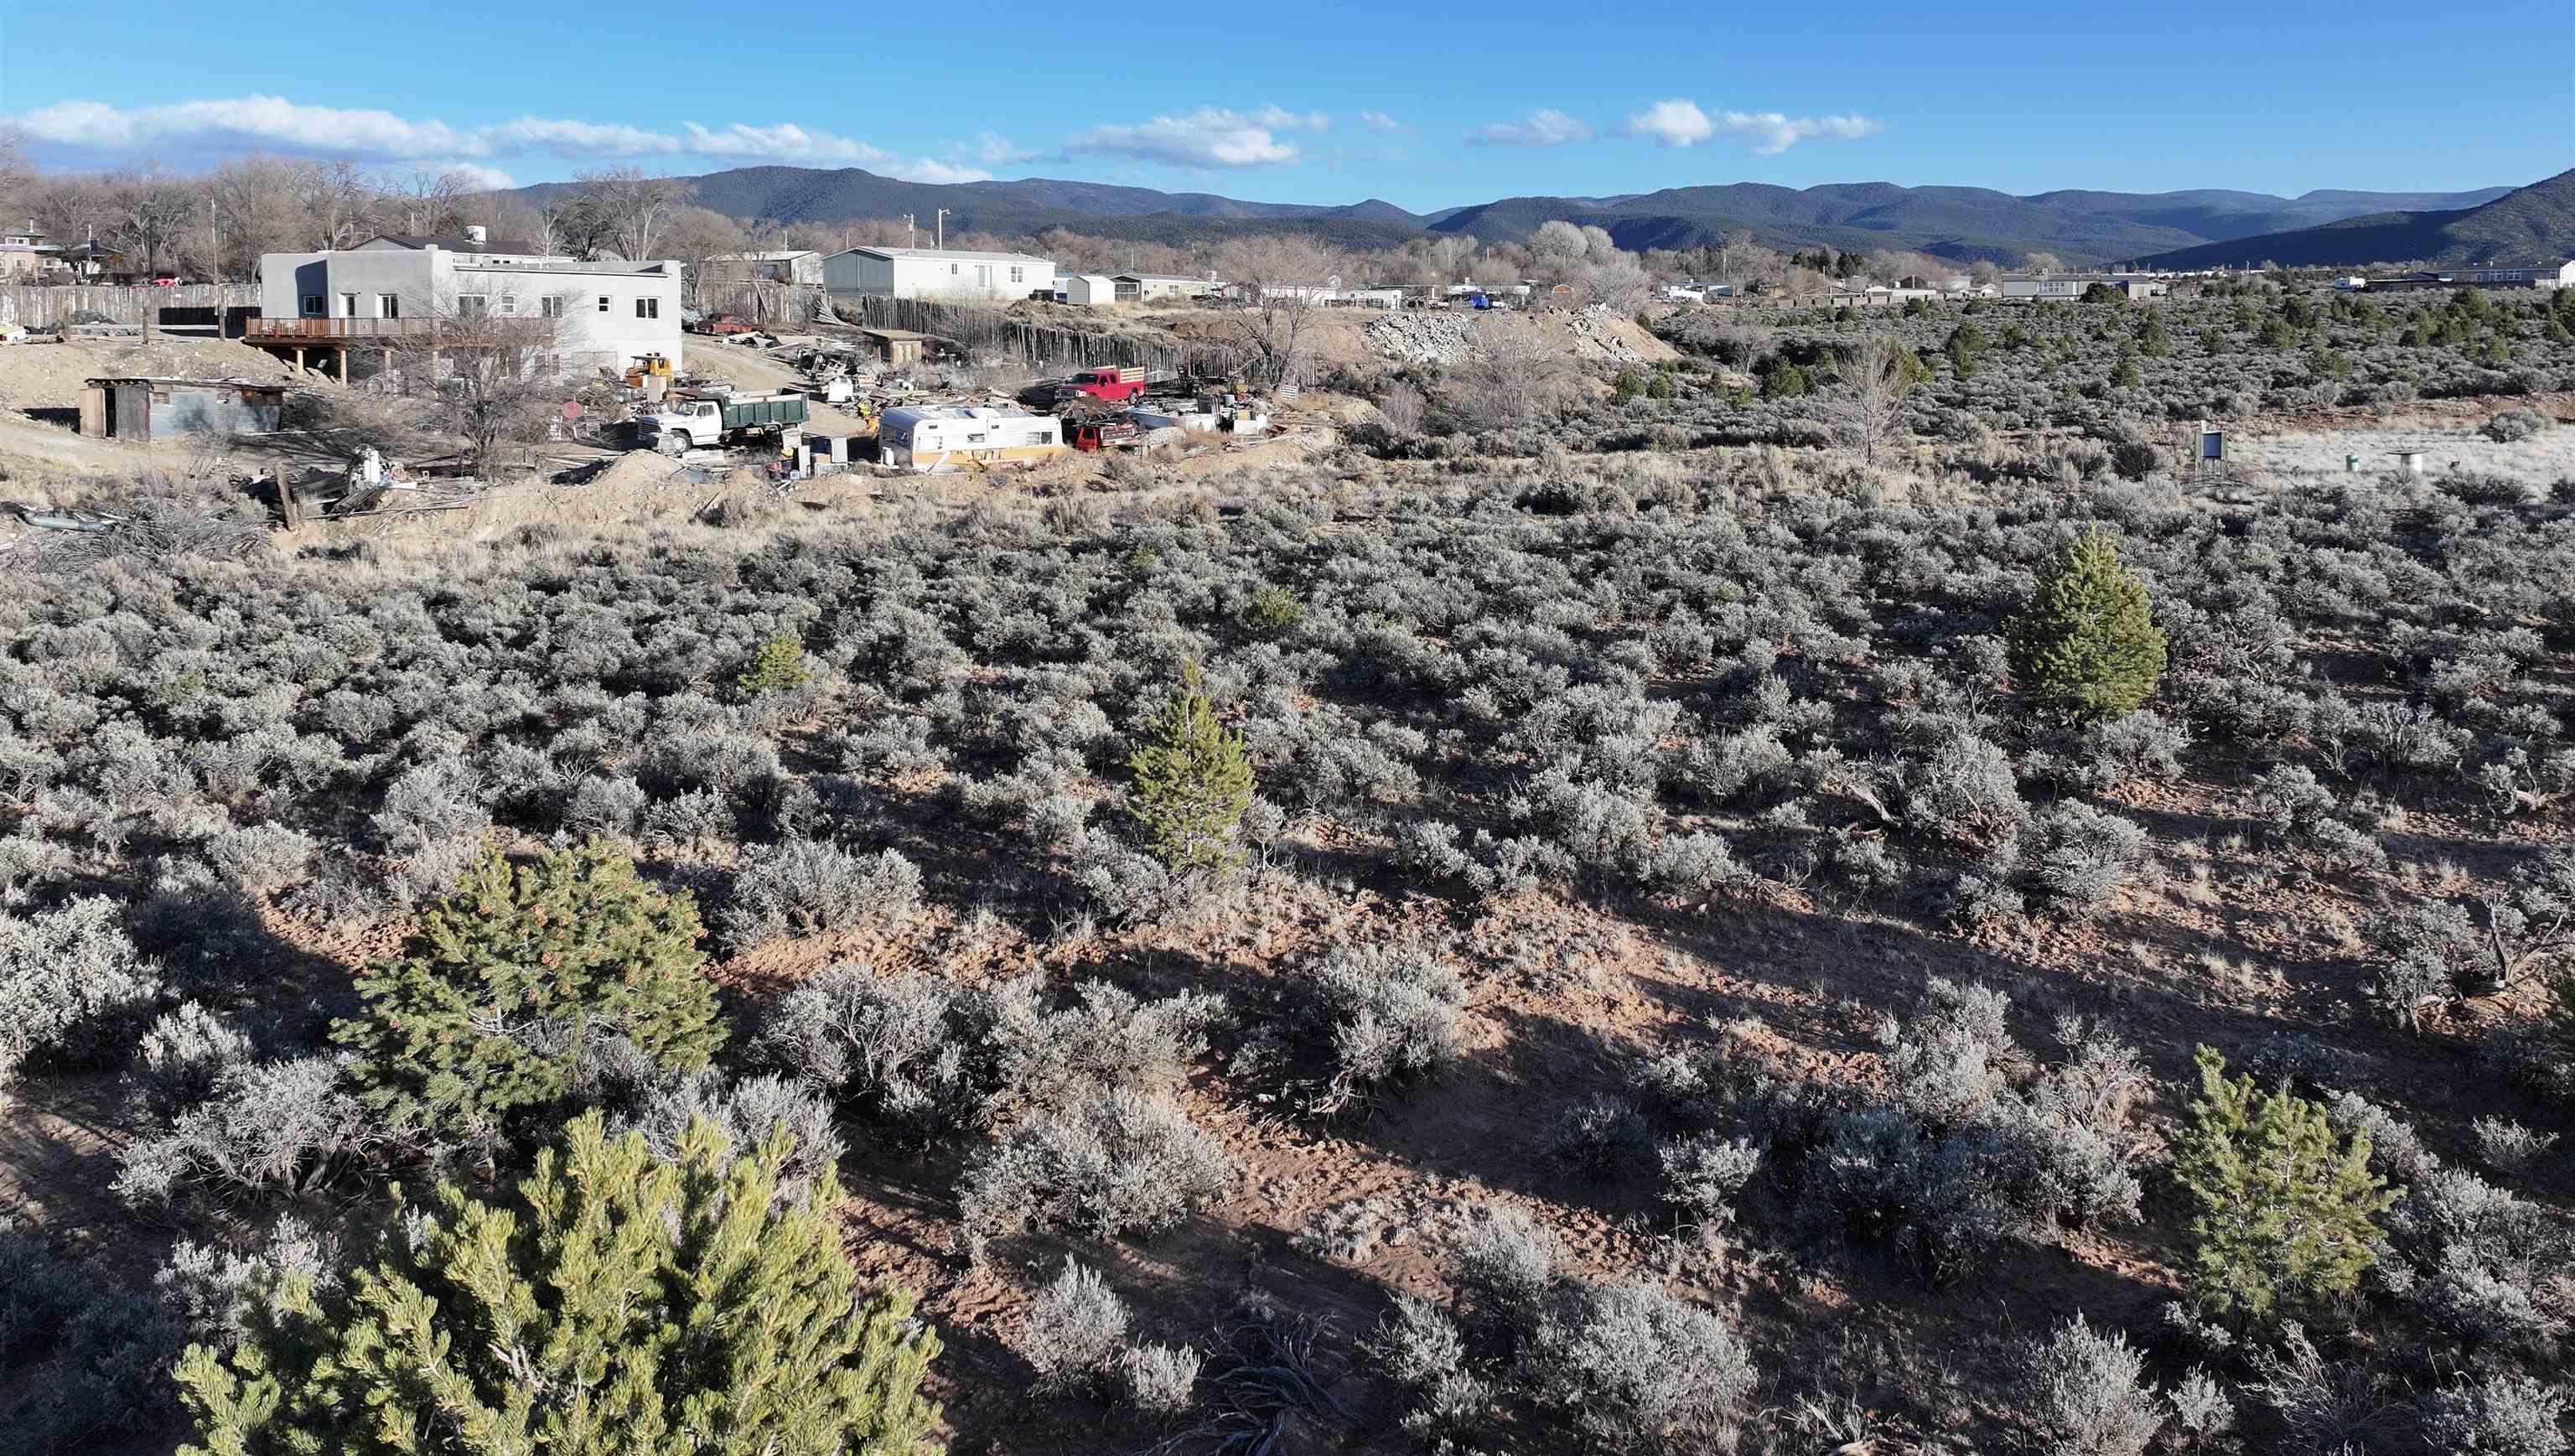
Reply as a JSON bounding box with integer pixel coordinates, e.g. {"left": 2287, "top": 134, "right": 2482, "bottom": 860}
{"left": 2171, "top": 1046, "right": 2395, "bottom": 1334}
{"left": 738, "top": 634, "right": 812, "bottom": 697}
{"left": 1125, "top": 663, "right": 1255, "bottom": 874}
{"left": 175, "top": 1111, "right": 943, "bottom": 1456}
{"left": 335, "top": 839, "right": 721, "bottom": 1153}
{"left": 2004, "top": 527, "right": 2168, "bottom": 721}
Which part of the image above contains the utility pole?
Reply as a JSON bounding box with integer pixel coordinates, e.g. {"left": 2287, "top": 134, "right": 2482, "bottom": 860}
{"left": 208, "top": 197, "right": 218, "bottom": 279}
{"left": 935, "top": 208, "right": 949, "bottom": 250}
{"left": 902, "top": 213, "right": 915, "bottom": 248}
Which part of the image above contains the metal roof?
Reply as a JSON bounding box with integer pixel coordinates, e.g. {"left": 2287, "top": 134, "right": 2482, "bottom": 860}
{"left": 834, "top": 246, "right": 1054, "bottom": 265}
{"left": 367, "top": 233, "right": 547, "bottom": 255}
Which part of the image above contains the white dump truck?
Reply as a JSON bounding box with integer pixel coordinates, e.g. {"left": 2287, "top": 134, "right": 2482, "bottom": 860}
{"left": 639, "top": 390, "right": 810, "bottom": 453}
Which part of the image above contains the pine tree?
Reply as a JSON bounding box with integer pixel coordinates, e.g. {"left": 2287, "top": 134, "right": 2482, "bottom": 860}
{"left": 175, "top": 1111, "right": 944, "bottom": 1456}
{"left": 335, "top": 838, "right": 721, "bottom": 1152}
{"left": 1124, "top": 664, "right": 1256, "bottom": 874}
{"left": 2171, "top": 1046, "right": 2395, "bottom": 1334}
{"left": 2005, "top": 527, "right": 2168, "bottom": 722}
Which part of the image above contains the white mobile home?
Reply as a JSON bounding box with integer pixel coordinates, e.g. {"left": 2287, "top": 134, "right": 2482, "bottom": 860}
{"left": 1116, "top": 272, "right": 1226, "bottom": 303}
{"left": 252, "top": 229, "right": 683, "bottom": 376}
{"left": 876, "top": 406, "right": 1067, "bottom": 471}
{"left": 821, "top": 246, "right": 1057, "bottom": 302}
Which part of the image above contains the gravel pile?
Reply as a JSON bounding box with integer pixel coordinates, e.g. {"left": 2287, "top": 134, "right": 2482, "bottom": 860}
{"left": 1365, "top": 312, "right": 1479, "bottom": 365}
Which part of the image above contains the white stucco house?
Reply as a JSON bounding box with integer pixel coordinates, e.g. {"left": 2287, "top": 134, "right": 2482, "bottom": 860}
{"left": 820, "top": 246, "right": 1056, "bottom": 303}
{"left": 251, "top": 228, "right": 684, "bottom": 376}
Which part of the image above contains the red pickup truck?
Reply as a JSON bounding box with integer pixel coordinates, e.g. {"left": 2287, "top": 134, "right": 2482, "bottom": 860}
{"left": 1060, "top": 365, "right": 1162, "bottom": 403}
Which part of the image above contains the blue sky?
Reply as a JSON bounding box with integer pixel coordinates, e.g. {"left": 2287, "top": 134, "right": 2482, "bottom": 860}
{"left": 3, "top": 0, "right": 2566, "bottom": 207}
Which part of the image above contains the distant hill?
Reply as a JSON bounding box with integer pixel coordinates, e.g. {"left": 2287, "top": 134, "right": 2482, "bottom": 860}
{"left": 2138, "top": 169, "right": 2575, "bottom": 268}
{"left": 487, "top": 166, "right": 2515, "bottom": 266}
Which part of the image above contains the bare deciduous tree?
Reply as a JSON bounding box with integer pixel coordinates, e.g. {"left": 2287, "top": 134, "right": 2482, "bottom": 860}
{"left": 566, "top": 168, "right": 691, "bottom": 262}
{"left": 1442, "top": 315, "right": 1577, "bottom": 432}
{"left": 661, "top": 206, "right": 751, "bottom": 311}
{"left": 1215, "top": 235, "right": 1338, "bottom": 391}
{"left": 381, "top": 284, "right": 585, "bottom": 474}
{"left": 1826, "top": 335, "right": 1919, "bottom": 465}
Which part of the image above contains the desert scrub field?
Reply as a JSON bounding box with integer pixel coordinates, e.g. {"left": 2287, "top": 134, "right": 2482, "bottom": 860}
{"left": 1, "top": 447, "right": 2572, "bottom": 1455}
{"left": 1601, "top": 282, "right": 2575, "bottom": 469}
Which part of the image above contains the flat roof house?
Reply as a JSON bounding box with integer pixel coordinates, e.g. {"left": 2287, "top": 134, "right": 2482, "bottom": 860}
{"left": 249, "top": 228, "right": 684, "bottom": 379}
{"left": 821, "top": 246, "right": 1057, "bottom": 303}
{"left": 2457, "top": 260, "right": 2575, "bottom": 289}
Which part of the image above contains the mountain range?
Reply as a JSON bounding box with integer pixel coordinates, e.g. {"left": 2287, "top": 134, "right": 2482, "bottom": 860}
{"left": 2138, "top": 168, "right": 2575, "bottom": 269}
{"left": 495, "top": 167, "right": 2536, "bottom": 267}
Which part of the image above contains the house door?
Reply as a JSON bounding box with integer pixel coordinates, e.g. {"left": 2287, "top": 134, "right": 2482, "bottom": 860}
{"left": 976, "top": 265, "right": 992, "bottom": 291}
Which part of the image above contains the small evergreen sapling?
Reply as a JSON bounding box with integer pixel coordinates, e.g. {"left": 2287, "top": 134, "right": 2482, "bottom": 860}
{"left": 174, "top": 1111, "right": 944, "bottom": 1456}
{"left": 334, "top": 838, "right": 721, "bottom": 1153}
{"left": 1124, "top": 664, "right": 1256, "bottom": 874}
{"left": 2006, "top": 527, "right": 2168, "bottom": 722}
{"left": 2171, "top": 1045, "right": 2394, "bottom": 1334}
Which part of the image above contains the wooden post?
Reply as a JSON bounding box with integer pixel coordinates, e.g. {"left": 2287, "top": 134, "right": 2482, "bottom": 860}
{"left": 337, "top": 348, "right": 348, "bottom": 385}
{"left": 277, "top": 473, "right": 303, "bottom": 531}
{"left": 292, "top": 345, "right": 305, "bottom": 373}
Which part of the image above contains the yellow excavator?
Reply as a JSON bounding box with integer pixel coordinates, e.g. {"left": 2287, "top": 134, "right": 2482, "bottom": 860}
{"left": 621, "top": 353, "right": 674, "bottom": 391}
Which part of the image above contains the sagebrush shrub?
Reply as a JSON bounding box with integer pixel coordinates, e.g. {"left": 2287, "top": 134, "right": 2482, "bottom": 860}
{"left": 2420, "top": 1373, "right": 2570, "bottom": 1456}
{"left": 721, "top": 839, "right": 923, "bottom": 951}
{"left": 2021, "top": 1314, "right": 2163, "bottom": 1456}
{"left": 1365, "top": 1292, "right": 1493, "bottom": 1440}
{"left": 0, "top": 896, "right": 164, "bottom": 1095}
{"left": 1306, "top": 942, "right": 1468, "bottom": 1108}
{"left": 957, "top": 1086, "right": 1231, "bottom": 1242}
{"left": 1526, "top": 1277, "right": 1759, "bottom": 1454}
{"left": 1122, "top": 1342, "right": 1201, "bottom": 1416}
{"left": 1019, "top": 1257, "right": 1130, "bottom": 1396}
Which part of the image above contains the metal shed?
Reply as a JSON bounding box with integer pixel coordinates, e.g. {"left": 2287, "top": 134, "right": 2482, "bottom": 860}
{"left": 79, "top": 377, "right": 288, "bottom": 440}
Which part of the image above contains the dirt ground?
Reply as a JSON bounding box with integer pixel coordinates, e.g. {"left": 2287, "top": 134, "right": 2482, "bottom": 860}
{"left": 2227, "top": 395, "right": 2575, "bottom": 487}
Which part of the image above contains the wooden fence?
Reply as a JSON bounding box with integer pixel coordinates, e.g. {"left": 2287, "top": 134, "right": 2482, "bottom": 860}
{"left": 1, "top": 283, "right": 263, "bottom": 332}
{"left": 828, "top": 294, "right": 1241, "bottom": 377}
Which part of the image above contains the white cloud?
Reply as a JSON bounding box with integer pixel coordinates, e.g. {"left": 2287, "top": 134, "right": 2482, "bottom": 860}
{"left": 430, "top": 162, "right": 518, "bottom": 191}
{"left": 1467, "top": 109, "right": 1593, "bottom": 148}
{"left": 1712, "top": 109, "right": 1882, "bottom": 154}
{"left": 491, "top": 117, "right": 677, "bottom": 154}
{"left": 1247, "top": 104, "right": 1330, "bottom": 132}
{"left": 977, "top": 132, "right": 1039, "bottom": 164}
{"left": 5, "top": 95, "right": 992, "bottom": 182}
{"left": 1624, "top": 99, "right": 1713, "bottom": 148}
{"left": 1065, "top": 106, "right": 1320, "bottom": 168}
{"left": 16, "top": 95, "right": 483, "bottom": 158}
{"left": 1359, "top": 110, "right": 1402, "bottom": 132}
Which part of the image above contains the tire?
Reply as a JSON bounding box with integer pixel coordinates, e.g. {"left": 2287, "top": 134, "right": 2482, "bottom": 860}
{"left": 670, "top": 431, "right": 694, "bottom": 452}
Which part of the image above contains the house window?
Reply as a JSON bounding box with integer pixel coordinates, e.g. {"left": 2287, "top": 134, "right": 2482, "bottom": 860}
{"left": 541, "top": 295, "right": 565, "bottom": 318}
{"left": 300, "top": 293, "right": 324, "bottom": 316}
{"left": 339, "top": 292, "right": 358, "bottom": 316}
{"left": 950, "top": 263, "right": 960, "bottom": 275}
{"left": 379, "top": 293, "right": 400, "bottom": 319}
{"left": 457, "top": 294, "right": 488, "bottom": 316}
{"left": 597, "top": 294, "right": 611, "bottom": 312}
{"left": 498, "top": 293, "right": 518, "bottom": 315}
{"left": 1009, "top": 266, "right": 1023, "bottom": 283}
{"left": 635, "top": 297, "right": 659, "bottom": 319}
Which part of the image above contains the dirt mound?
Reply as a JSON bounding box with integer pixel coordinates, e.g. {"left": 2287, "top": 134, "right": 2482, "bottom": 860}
{"left": 0, "top": 336, "right": 310, "bottom": 411}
